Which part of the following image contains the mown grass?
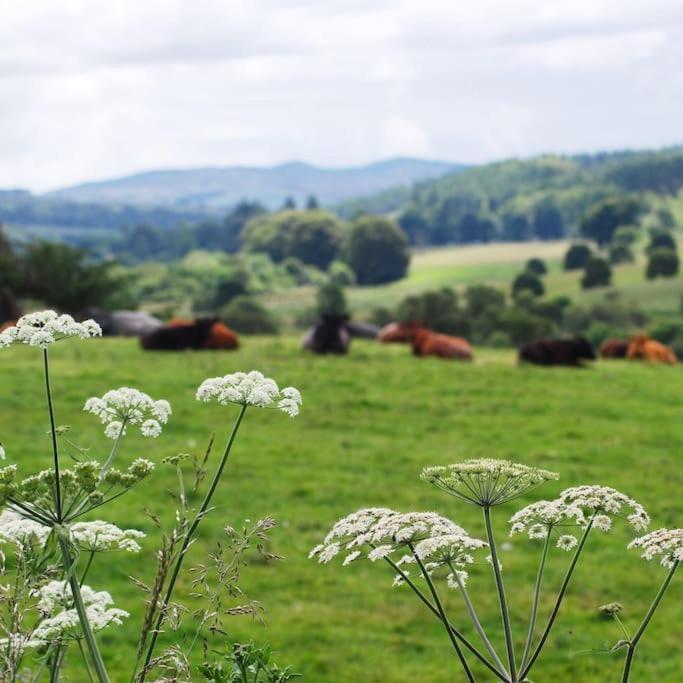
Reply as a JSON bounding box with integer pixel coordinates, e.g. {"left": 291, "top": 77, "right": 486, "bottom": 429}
{"left": 1, "top": 338, "right": 681, "bottom": 682}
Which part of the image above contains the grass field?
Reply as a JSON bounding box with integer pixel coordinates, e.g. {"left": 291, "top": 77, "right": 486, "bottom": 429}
{"left": 258, "top": 240, "right": 683, "bottom": 325}
{"left": 1, "top": 338, "right": 681, "bottom": 682}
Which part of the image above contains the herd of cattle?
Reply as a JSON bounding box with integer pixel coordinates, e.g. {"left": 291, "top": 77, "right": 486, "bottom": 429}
{"left": 0, "top": 307, "right": 678, "bottom": 367}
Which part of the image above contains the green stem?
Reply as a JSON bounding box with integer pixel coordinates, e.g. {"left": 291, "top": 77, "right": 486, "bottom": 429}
{"left": 58, "top": 535, "right": 110, "bottom": 683}
{"left": 383, "top": 556, "right": 509, "bottom": 682}
{"left": 447, "top": 560, "right": 509, "bottom": 678}
{"left": 518, "top": 515, "right": 595, "bottom": 681}
{"left": 137, "top": 405, "right": 248, "bottom": 683}
{"left": 80, "top": 550, "right": 96, "bottom": 586}
{"left": 43, "top": 348, "right": 62, "bottom": 521}
{"left": 519, "top": 531, "right": 551, "bottom": 672}
{"left": 483, "top": 505, "right": 516, "bottom": 681}
{"left": 409, "top": 544, "right": 476, "bottom": 682}
{"left": 78, "top": 640, "right": 97, "bottom": 683}
{"left": 101, "top": 418, "right": 127, "bottom": 477}
{"left": 621, "top": 561, "right": 678, "bottom": 683}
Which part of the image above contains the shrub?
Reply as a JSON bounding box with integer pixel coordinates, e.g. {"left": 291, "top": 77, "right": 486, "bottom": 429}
{"left": 465, "top": 284, "right": 506, "bottom": 318}
{"left": 221, "top": 296, "right": 279, "bottom": 334}
{"left": 397, "top": 288, "right": 469, "bottom": 336}
{"left": 316, "top": 281, "right": 348, "bottom": 316}
{"left": 649, "top": 320, "right": 683, "bottom": 344}
{"left": 500, "top": 307, "right": 554, "bottom": 346}
{"left": 612, "top": 225, "right": 640, "bottom": 247}
{"left": 646, "top": 248, "right": 679, "bottom": 279}
{"left": 487, "top": 330, "right": 511, "bottom": 348}
{"left": 646, "top": 228, "right": 676, "bottom": 254}
{"left": 609, "top": 244, "right": 634, "bottom": 265}
{"left": 327, "top": 260, "right": 357, "bottom": 286}
{"left": 581, "top": 257, "right": 612, "bottom": 289}
{"left": 526, "top": 258, "right": 547, "bottom": 275}
{"left": 585, "top": 322, "right": 625, "bottom": 348}
{"left": 512, "top": 271, "right": 545, "bottom": 298}
{"left": 564, "top": 244, "right": 593, "bottom": 271}
{"left": 345, "top": 216, "right": 410, "bottom": 285}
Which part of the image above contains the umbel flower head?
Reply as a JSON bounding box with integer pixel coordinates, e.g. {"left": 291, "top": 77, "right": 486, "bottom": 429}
{"left": 70, "top": 521, "right": 146, "bottom": 553}
{"left": 422, "top": 459, "right": 559, "bottom": 507}
{"left": 628, "top": 528, "right": 683, "bottom": 568}
{"left": 0, "top": 509, "right": 51, "bottom": 547}
{"left": 196, "top": 370, "right": 302, "bottom": 417}
{"left": 84, "top": 387, "right": 171, "bottom": 439}
{"left": 0, "top": 310, "right": 101, "bottom": 349}
{"left": 509, "top": 499, "right": 587, "bottom": 550}
{"left": 558, "top": 486, "right": 650, "bottom": 532}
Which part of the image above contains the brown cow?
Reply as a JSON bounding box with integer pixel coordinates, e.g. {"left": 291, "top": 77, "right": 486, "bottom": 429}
{"left": 378, "top": 321, "right": 421, "bottom": 343}
{"left": 141, "top": 318, "right": 239, "bottom": 351}
{"left": 411, "top": 328, "right": 473, "bottom": 360}
{"left": 600, "top": 338, "right": 629, "bottom": 359}
{"left": 204, "top": 321, "right": 239, "bottom": 350}
{"left": 627, "top": 334, "right": 677, "bottom": 364}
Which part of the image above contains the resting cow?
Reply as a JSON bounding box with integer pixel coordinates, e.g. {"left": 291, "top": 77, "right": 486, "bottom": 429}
{"left": 519, "top": 337, "right": 595, "bottom": 367}
{"left": 411, "top": 328, "right": 473, "bottom": 360}
{"left": 627, "top": 334, "right": 677, "bottom": 364}
{"left": 600, "top": 338, "right": 629, "bottom": 359}
{"left": 379, "top": 321, "right": 421, "bottom": 343}
{"left": 141, "top": 318, "right": 239, "bottom": 351}
{"left": 303, "top": 314, "right": 351, "bottom": 354}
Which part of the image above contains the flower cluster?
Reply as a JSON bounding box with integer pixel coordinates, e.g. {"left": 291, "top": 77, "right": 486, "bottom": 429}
{"left": 509, "top": 499, "right": 587, "bottom": 549}
{"left": 0, "top": 311, "right": 101, "bottom": 349}
{"left": 84, "top": 387, "right": 171, "bottom": 439}
{"left": 196, "top": 371, "right": 302, "bottom": 417}
{"left": 0, "top": 509, "right": 51, "bottom": 547}
{"left": 70, "top": 521, "right": 146, "bottom": 553}
{"left": 422, "top": 459, "right": 559, "bottom": 506}
{"left": 559, "top": 486, "right": 650, "bottom": 532}
{"left": 628, "top": 528, "right": 682, "bottom": 568}
{"left": 28, "top": 581, "right": 128, "bottom": 648}
{"left": 310, "top": 508, "right": 487, "bottom": 586}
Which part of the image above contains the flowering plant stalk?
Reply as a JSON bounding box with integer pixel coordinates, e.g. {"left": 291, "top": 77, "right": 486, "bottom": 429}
{"left": 0, "top": 312, "right": 301, "bottom": 683}
{"left": 314, "top": 459, "right": 661, "bottom": 683}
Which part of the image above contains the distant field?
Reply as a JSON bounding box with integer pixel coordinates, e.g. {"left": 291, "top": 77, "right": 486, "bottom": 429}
{"left": 260, "top": 240, "right": 683, "bottom": 323}
{"left": 1, "top": 338, "right": 681, "bottom": 682}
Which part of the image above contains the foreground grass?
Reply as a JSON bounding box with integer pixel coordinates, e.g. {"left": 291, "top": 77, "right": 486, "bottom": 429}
{"left": 1, "top": 338, "right": 681, "bottom": 682}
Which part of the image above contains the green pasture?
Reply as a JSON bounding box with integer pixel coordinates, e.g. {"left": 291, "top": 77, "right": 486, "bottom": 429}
{"left": 1, "top": 338, "right": 681, "bottom": 682}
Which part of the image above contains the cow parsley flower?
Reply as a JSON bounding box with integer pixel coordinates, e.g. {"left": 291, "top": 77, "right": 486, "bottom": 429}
{"left": 84, "top": 387, "right": 171, "bottom": 439}
{"left": 557, "top": 534, "right": 578, "bottom": 551}
{"left": 70, "top": 521, "right": 146, "bottom": 553}
{"left": 599, "top": 602, "right": 624, "bottom": 616}
{"left": 559, "top": 486, "right": 650, "bottom": 532}
{"left": 509, "top": 499, "right": 587, "bottom": 542}
{"left": 628, "top": 528, "right": 683, "bottom": 568}
{"left": 0, "top": 310, "right": 101, "bottom": 349}
{"left": 422, "top": 459, "right": 559, "bottom": 507}
{"left": 196, "top": 371, "right": 302, "bottom": 416}
{"left": 28, "top": 581, "right": 128, "bottom": 647}
{"left": 0, "top": 443, "right": 5, "bottom": 460}
{"left": 0, "top": 509, "right": 51, "bottom": 547}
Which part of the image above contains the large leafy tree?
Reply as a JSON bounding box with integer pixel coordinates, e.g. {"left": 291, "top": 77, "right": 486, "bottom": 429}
{"left": 580, "top": 197, "right": 641, "bottom": 246}
{"left": 345, "top": 216, "right": 410, "bottom": 285}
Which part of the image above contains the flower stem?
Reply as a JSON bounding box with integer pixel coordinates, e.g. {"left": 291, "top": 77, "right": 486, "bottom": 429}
{"left": 483, "top": 505, "right": 516, "bottom": 681}
{"left": 518, "top": 515, "right": 595, "bottom": 681}
{"left": 57, "top": 535, "right": 110, "bottom": 683}
{"left": 137, "top": 404, "right": 248, "bottom": 683}
{"left": 519, "top": 531, "right": 551, "bottom": 672}
{"left": 43, "top": 348, "right": 62, "bottom": 521}
{"left": 621, "top": 561, "right": 678, "bottom": 683}
{"left": 409, "top": 544, "right": 476, "bottom": 682}
{"left": 447, "top": 560, "right": 509, "bottom": 678}
{"left": 383, "top": 556, "right": 509, "bottom": 682}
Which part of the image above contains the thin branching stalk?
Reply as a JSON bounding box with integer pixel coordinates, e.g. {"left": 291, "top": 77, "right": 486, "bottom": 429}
{"left": 382, "top": 556, "right": 509, "bottom": 682}
{"left": 483, "top": 505, "right": 516, "bottom": 681}
{"left": 137, "top": 405, "right": 248, "bottom": 683}
{"left": 518, "top": 514, "right": 595, "bottom": 681}
{"left": 519, "top": 531, "right": 551, "bottom": 672}
{"left": 621, "top": 561, "right": 678, "bottom": 683}
{"left": 43, "top": 349, "right": 62, "bottom": 521}
{"left": 409, "top": 544, "right": 476, "bottom": 683}
{"left": 446, "top": 560, "right": 508, "bottom": 678}
{"left": 101, "top": 418, "right": 128, "bottom": 477}
{"left": 57, "top": 534, "right": 110, "bottom": 683}
{"left": 78, "top": 640, "right": 97, "bottom": 683}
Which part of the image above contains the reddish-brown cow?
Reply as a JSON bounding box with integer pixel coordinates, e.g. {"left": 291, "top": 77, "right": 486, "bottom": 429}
{"left": 627, "top": 334, "right": 677, "bottom": 364}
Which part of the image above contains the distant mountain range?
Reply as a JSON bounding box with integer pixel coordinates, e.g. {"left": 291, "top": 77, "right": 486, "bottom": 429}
{"left": 45, "top": 158, "right": 462, "bottom": 210}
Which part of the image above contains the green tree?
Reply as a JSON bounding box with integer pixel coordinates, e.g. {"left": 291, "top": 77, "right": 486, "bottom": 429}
{"left": 563, "top": 243, "right": 593, "bottom": 271}
{"left": 398, "top": 206, "right": 430, "bottom": 245}
{"left": 345, "top": 216, "right": 410, "bottom": 285}
{"left": 646, "top": 228, "right": 676, "bottom": 254}
{"left": 316, "top": 280, "right": 348, "bottom": 316}
{"left": 612, "top": 225, "right": 639, "bottom": 247}
{"left": 512, "top": 271, "right": 545, "bottom": 298}
{"left": 580, "top": 197, "right": 641, "bottom": 246}
{"left": 608, "top": 243, "right": 634, "bottom": 264}
{"left": 306, "top": 195, "right": 320, "bottom": 210}
{"left": 397, "top": 288, "right": 468, "bottom": 336}
{"left": 646, "top": 248, "right": 679, "bottom": 279}
{"left": 581, "top": 256, "right": 612, "bottom": 289}
{"left": 532, "top": 202, "right": 564, "bottom": 239}
{"left": 526, "top": 258, "right": 547, "bottom": 275}
{"left": 221, "top": 295, "right": 279, "bottom": 334}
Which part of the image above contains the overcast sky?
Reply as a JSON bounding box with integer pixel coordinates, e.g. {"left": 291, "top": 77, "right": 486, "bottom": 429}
{"left": 2, "top": 0, "right": 683, "bottom": 192}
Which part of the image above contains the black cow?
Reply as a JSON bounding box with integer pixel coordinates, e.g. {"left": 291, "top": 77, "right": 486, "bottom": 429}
{"left": 303, "top": 314, "right": 351, "bottom": 354}
{"left": 519, "top": 337, "right": 595, "bottom": 367}
{"left": 140, "top": 318, "right": 218, "bottom": 351}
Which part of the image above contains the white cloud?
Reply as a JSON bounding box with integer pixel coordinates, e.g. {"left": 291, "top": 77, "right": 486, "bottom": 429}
{"left": 0, "top": 0, "right": 682, "bottom": 190}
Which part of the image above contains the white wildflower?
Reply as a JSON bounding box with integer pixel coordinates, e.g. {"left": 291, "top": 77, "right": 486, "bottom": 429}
{"left": 486, "top": 555, "right": 503, "bottom": 571}
{"left": 559, "top": 486, "right": 650, "bottom": 532}
{"left": 342, "top": 550, "right": 361, "bottom": 566}
{"left": 509, "top": 499, "right": 586, "bottom": 539}
{"left": 84, "top": 388, "right": 171, "bottom": 439}
{"left": 0, "top": 443, "right": 4, "bottom": 460}
{"left": 0, "top": 310, "right": 101, "bottom": 349}
{"left": 196, "top": 371, "right": 301, "bottom": 416}
{"left": 628, "top": 528, "right": 683, "bottom": 568}
{"left": 447, "top": 569, "right": 469, "bottom": 590}
{"left": 422, "top": 459, "right": 559, "bottom": 506}
{"left": 557, "top": 535, "right": 578, "bottom": 551}
{"left": 70, "top": 521, "right": 146, "bottom": 553}
{"left": 413, "top": 533, "right": 487, "bottom": 567}
{"left": 368, "top": 545, "right": 394, "bottom": 561}
{"left": 0, "top": 509, "right": 51, "bottom": 547}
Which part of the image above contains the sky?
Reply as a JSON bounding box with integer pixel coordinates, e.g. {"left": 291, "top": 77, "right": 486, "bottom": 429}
{"left": 2, "top": 0, "right": 683, "bottom": 192}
